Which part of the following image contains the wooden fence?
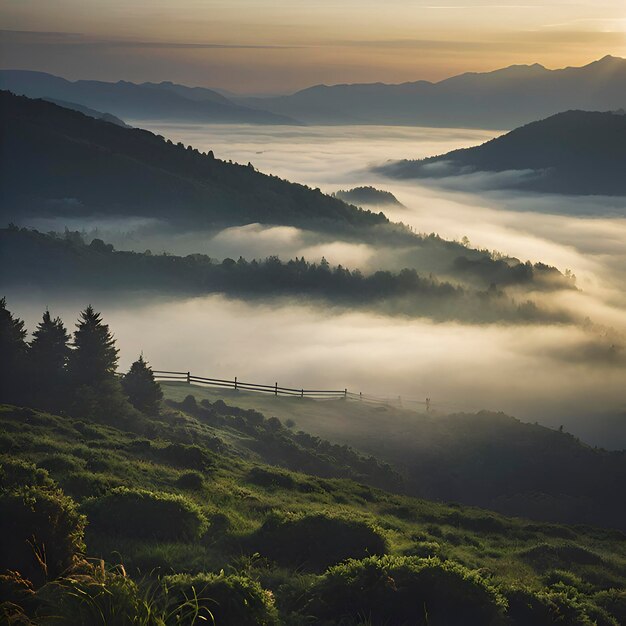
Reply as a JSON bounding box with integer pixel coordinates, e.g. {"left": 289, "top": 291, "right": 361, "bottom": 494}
{"left": 153, "top": 370, "right": 350, "bottom": 400}
{"left": 153, "top": 370, "right": 432, "bottom": 408}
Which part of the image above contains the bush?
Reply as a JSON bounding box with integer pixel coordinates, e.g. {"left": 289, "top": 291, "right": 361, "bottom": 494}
{"left": 252, "top": 512, "right": 388, "bottom": 572}
{"left": 60, "top": 471, "right": 119, "bottom": 500}
{"left": 519, "top": 543, "right": 604, "bottom": 572}
{"left": 247, "top": 466, "right": 296, "bottom": 489}
{"left": 0, "top": 456, "right": 54, "bottom": 490}
{"left": 504, "top": 583, "right": 617, "bottom": 626}
{"left": 83, "top": 487, "right": 208, "bottom": 541}
{"left": 306, "top": 555, "right": 507, "bottom": 626}
{"left": 163, "top": 572, "right": 278, "bottom": 626}
{"left": 0, "top": 486, "right": 86, "bottom": 587}
{"left": 154, "top": 443, "right": 215, "bottom": 472}
{"left": 176, "top": 471, "right": 205, "bottom": 490}
{"left": 595, "top": 589, "right": 626, "bottom": 625}
{"left": 39, "top": 453, "right": 83, "bottom": 474}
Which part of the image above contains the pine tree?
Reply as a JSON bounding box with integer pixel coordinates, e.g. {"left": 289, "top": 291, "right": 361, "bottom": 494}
{"left": 68, "top": 305, "right": 119, "bottom": 388}
{"left": 121, "top": 355, "right": 163, "bottom": 414}
{"left": 0, "top": 298, "right": 28, "bottom": 403}
{"left": 29, "top": 310, "right": 70, "bottom": 410}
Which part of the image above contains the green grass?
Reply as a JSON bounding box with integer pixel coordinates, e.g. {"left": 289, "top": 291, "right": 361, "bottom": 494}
{"left": 159, "top": 382, "right": 626, "bottom": 533}
{"left": 1, "top": 401, "right": 625, "bottom": 625}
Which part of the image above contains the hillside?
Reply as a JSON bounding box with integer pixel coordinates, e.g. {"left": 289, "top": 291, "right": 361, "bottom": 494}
{"left": 377, "top": 111, "right": 626, "bottom": 195}
{"left": 0, "top": 91, "right": 384, "bottom": 231}
{"left": 334, "top": 186, "right": 404, "bottom": 207}
{"left": 1, "top": 299, "right": 625, "bottom": 625}
{"left": 0, "top": 228, "right": 577, "bottom": 325}
{"left": 2, "top": 399, "right": 625, "bottom": 625}
{"left": 162, "top": 383, "right": 626, "bottom": 532}
{"left": 238, "top": 56, "right": 626, "bottom": 129}
{"left": 0, "top": 70, "right": 298, "bottom": 124}
{"left": 41, "top": 98, "right": 130, "bottom": 127}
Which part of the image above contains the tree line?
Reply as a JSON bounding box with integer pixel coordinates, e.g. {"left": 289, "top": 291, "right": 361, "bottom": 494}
{"left": 0, "top": 298, "right": 162, "bottom": 420}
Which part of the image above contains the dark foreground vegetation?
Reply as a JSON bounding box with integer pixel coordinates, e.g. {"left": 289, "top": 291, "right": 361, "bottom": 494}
{"left": 0, "top": 227, "right": 576, "bottom": 324}
{"left": 1, "top": 300, "right": 625, "bottom": 625}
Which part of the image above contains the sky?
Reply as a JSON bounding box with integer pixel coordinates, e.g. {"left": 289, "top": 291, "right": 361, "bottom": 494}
{"left": 1, "top": 0, "right": 625, "bottom": 93}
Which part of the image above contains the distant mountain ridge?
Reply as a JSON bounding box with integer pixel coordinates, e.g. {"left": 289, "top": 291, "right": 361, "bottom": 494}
{"left": 237, "top": 56, "right": 626, "bottom": 129}
{"left": 41, "top": 98, "right": 130, "bottom": 128}
{"left": 377, "top": 110, "right": 626, "bottom": 196}
{"left": 0, "top": 70, "right": 298, "bottom": 124}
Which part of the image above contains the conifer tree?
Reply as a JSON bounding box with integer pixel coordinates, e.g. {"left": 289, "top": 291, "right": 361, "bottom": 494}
{"left": 68, "top": 305, "right": 119, "bottom": 388}
{"left": 121, "top": 355, "right": 163, "bottom": 414}
{"left": 29, "top": 310, "right": 70, "bottom": 410}
{"left": 0, "top": 298, "right": 28, "bottom": 403}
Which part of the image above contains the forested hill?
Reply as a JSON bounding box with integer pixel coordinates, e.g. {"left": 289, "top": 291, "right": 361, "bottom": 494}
{"left": 0, "top": 227, "right": 574, "bottom": 325}
{"left": 379, "top": 110, "right": 626, "bottom": 195}
{"left": 0, "top": 91, "right": 386, "bottom": 231}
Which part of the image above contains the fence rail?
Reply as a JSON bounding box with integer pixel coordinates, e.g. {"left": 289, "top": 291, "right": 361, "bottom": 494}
{"left": 153, "top": 370, "right": 436, "bottom": 409}
{"left": 153, "top": 370, "right": 349, "bottom": 400}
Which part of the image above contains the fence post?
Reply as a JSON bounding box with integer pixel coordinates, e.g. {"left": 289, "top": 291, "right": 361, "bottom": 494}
{"left": 186, "top": 371, "right": 191, "bottom": 384}
{"left": 275, "top": 382, "right": 278, "bottom": 397}
{"left": 234, "top": 376, "right": 238, "bottom": 391}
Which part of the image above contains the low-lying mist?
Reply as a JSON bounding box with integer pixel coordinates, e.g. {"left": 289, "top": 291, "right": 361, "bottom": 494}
{"left": 11, "top": 122, "right": 626, "bottom": 448}
{"left": 4, "top": 288, "right": 625, "bottom": 449}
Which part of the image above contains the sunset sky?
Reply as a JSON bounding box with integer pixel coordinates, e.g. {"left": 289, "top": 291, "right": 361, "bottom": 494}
{"left": 1, "top": 0, "right": 625, "bottom": 93}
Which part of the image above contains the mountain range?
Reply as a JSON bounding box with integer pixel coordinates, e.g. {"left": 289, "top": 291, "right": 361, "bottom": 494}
{"left": 377, "top": 110, "right": 626, "bottom": 195}
{"left": 2, "top": 56, "right": 625, "bottom": 130}
{"left": 237, "top": 55, "right": 626, "bottom": 129}
{"left": 0, "top": 70, "right": 297, "bottom": 125}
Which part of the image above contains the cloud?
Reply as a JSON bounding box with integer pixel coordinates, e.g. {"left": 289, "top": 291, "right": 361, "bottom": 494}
{"left": 10, "top": 121, "right": 626, "bottom": 449}
{"left": 0, "top": 30, "right": 300, "bottom": 50}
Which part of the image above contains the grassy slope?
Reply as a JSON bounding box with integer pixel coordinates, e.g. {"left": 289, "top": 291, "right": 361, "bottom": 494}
{"left": 161, "top": 383, "right": 626, "bottom": 531}
{"left": 2, "top": 401, "right": 624, "bottom": 600}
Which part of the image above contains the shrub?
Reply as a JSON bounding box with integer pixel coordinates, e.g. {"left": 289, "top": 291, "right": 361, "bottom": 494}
{"left": 306, "top": 555, "right": 507, "bottom": 626}
{"left": 595, "top": 589, "right": 626, "bottom": 625}
{"left": 504, "top": 583, "right": 617, "bottom": 626}
{"left": 39, "top": 453, "right": 83, "bottom": 474}
{"left": 247, "top": 466, "right": 296, "bottom": 489}
{"left": 252, "top": 512, "right": 388, "bottom": 572}
{"left": 83, "top": 487, "right": 208, "bottom": 541}
{"left": 60, "top": 471, "right": 118, "bottom": 500}
{"left": 176, "top": 471, "right": 205, "bottom": 490}
{"left": 519, "top": 543, "right": 604, "bottom": 572}
{"left": 181, "top": 394, "right": 198, "bottom": 413}
{"left": 543, "top": 569, "right": 593, "bottom": 593}
{"left": 163, "top": 572, "right": 278, "bottom": 626}
{"left": 0, "top": 486, "right": 86, "bottom": 587}
{"left": 154, "top": 443, "right": 215, "bottom": 472}
{"left": 0, "top": 456, "right": 54, "bottom": 490}
{"left": 0, "top": 433, "right": 16, "bottom": 453}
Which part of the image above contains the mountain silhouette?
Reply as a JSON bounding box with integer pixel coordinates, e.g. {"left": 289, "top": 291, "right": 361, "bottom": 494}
{"left": 237, "top": 56, "right": 626, "bottom": 129}
{"left": 377, "top": 110, "right": 626, "bottom": 195}
{"left": 0, "top": 70, "right": 299, "bottom": 125}
{"left": 0, "top": 91, "right": 384, "bottom": 229}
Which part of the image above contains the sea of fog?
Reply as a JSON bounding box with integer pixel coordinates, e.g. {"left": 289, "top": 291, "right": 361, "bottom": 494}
{"left": 11, "top": 123, "right": 626, "bottom": 448}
